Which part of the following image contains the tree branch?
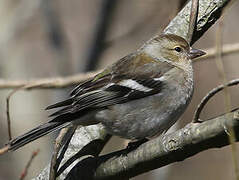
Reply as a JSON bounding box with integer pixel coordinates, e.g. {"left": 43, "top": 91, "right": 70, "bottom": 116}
{"left": 34, "top": 125, "right": 110, "bottom": 180}
{"left": 187, "top": 0, "right": 199, "bottom": 44}
{"left": 63, "top": 110, "right": 239, "bottom": 180}
{"left": 0, "top": 71, "right": 99, "bottom": 89}
{"left": 193, "top": 79, "right": 239, "bottom": 122}
{"left": 163, "top": 0, "right": 231, "bottom": 44}
{"left": 20, "top": 149, "right": 40, "bottom": 180}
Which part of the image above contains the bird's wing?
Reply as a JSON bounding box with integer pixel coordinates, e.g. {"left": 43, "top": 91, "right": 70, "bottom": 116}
{"left": 46, "top": 53, "right": 174, "bottom": 119}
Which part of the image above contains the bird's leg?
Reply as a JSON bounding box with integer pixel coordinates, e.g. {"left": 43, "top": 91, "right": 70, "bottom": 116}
{"left": 193, "top": 119, "right": 203, "bottom": 123}
{"left": 126, "top": 138, "right": 148, "bottom": 150}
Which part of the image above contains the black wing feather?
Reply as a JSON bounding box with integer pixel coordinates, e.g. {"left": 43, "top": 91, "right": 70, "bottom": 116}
{"left": 49, "top": 78, "right": 163, "bottom": 118}
{"left": 45, "top": 98, "right": 73, "bottom": 110}
{"left": 49, "top": 86, "right": 131, "bottom": 117}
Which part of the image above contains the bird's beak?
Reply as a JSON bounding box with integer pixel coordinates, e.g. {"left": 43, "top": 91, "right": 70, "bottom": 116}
{"left": 189, "top": 48, "right": 206, "bottom": 59}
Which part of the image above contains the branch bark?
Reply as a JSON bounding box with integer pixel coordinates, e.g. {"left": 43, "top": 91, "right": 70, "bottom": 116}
{"left": 65, "top": 110, "right": 239, "bottom": 180}
{"left": 0, "top": 71, "right": 99, "bottom": 89}
{"left": 163, "top": 0, "right": 231, "bottom": 44}
{"left": 34, "top": 125, "right": 110, "bottom": 180}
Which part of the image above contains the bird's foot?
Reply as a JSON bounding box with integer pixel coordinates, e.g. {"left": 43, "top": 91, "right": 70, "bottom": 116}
{"left": 126, "top": 138, "right": 148, "bottom": 150}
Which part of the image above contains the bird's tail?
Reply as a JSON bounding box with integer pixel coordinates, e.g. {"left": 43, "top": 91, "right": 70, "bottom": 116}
{"left": 7, "top": 121, "right": 71, "bottom": 151}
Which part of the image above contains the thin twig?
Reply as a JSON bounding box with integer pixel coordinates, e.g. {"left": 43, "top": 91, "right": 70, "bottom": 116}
{"left": 5, "top": 81, "right": 57, "bottom": 141}
{"left": 0, "top": 145, "right": 9, "bottom": 155}
{"left": 20, "top": 149, "right": 40, "bottom": 180}
{"left": 6, "top": 88, "right": 22, "bottom": 141}
{"left": 0, "top": 71, "right": 99, "bottom": 89}
{"left": 6, "top": 96, "right": 12, "bottom": 140}
{"left": 193, "top": 79, "right": 239, "bottom": 122}
{"left": 188, "top": 0, "right": 199, "bottom": 44}
{"left": 6, "top": 86, "right": 29, "bottom": 141}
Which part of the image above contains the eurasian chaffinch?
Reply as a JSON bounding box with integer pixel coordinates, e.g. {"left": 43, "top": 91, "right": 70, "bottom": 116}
{"left": 6, "top": 34, "right": 205, "bottom": 151}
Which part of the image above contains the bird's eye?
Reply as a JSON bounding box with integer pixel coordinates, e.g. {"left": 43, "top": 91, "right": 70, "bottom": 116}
{"left": 174, "top": 47, "right": 182, "bottom": 52}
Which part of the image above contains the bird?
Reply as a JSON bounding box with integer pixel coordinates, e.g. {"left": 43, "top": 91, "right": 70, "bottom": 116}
{"left": 4, "top": 34, "right": 205, "bottom": 152}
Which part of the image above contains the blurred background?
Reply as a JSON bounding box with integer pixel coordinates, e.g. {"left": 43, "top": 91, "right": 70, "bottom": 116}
{"left": 0, "top": 0, "right": 239, "bottom": 179}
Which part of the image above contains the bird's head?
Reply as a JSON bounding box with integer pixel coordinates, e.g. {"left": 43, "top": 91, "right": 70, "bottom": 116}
{"left": 144, "top": 34, "right": 205, "bottom": 63}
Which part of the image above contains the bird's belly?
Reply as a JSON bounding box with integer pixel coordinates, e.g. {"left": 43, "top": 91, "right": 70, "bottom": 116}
{"left": 96, "top": 84, "right": 193, "bottom": 140}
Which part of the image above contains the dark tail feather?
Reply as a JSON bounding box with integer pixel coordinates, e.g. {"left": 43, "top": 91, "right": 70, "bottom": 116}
{"left": 45, "top": 98, "right": 73, "bottom": 110}
{"left": 49, "top": 106, "right": 73, "bottom": 117}
{"left": 8, "top": 121, "right": 70, "bottom": 151}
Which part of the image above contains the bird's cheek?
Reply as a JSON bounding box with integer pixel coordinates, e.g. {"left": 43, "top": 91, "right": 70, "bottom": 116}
{"left": 172, "top": 55, "right": 180, "bottom": 62}
{"left": 180, "top": 54, "right": 188, "bottom": 61}
{"left": 165, "top": 53, "right": 177, "bottom": 62}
